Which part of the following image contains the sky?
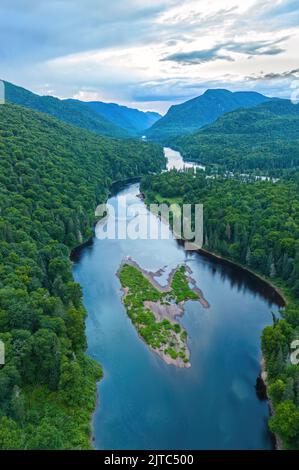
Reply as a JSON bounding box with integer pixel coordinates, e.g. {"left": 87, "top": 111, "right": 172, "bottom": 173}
{"left": 0, "top": 0, "right": 298, "bottom": 113}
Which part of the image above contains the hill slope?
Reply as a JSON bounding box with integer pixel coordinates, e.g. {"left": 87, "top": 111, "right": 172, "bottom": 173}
{"left": 0, "top": 103, "right": 165, "bottom": 449}
{"left": 3, "top": 81, "right": 128, "bottom": 138}
{"left": 145, "top": 89, "right": 273, "bottom": 141}
{"left": 84, "top": 101, "right": 161, "bottom": 135}
{"left": 173, "top": 100, "right": 299, "bottom": 171}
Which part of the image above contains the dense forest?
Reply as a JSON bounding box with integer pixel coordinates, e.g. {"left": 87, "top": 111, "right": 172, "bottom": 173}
{"left": 85, "top": 101, "right": 161, "bottom": 135}
{"left": 141, "top": 170, "right": 299, "bottom": 449}
{"left": 172, "top": 100, "right": 299, "bottom": 173}
{"left": 0, "top": 103, "right": 165, "bottom": 449}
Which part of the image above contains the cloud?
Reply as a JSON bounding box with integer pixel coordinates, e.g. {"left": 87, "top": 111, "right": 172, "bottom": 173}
{"left": 258, "top": 0, "right": 299, "bottom": 26}
{"left": 225, "top": 37, "right": 289, "bottom": 56}
{"left": 247, "top": 68, "right": 299, "bottom": 81}
{"left": 0, "top": 0, "right": 298, "bottom": 112}
{"left": 0, "top": 0, "right": 182, "bottom": 65}
{"left": 162, "top": 36, "right": 288, "bottom": 65}
{"left": 161, "top": 47, "right": 235, "bottom": 65}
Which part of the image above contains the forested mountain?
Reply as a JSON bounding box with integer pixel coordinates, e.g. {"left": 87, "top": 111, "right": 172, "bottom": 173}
{"left": 141, "top": 170, "right": 299, "bottom": 450}
{"left": 83, "top": 101, "right": 161, "bottom": 135}
{"left": 173, "top": 99, "right": 299, "bottom": 172}
{"left": 0, "top": 103, "right": 165, "bottom": 449}
{"left": 3, "top": 81, "right": 128, "bottom": 138}
{"left": 145, "top": 89, "right": 272, "bottom": 141}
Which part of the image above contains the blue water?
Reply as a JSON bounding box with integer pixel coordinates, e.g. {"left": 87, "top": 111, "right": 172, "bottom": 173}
{"left": 72, "top": 181, "right": 280, "bottom": 450}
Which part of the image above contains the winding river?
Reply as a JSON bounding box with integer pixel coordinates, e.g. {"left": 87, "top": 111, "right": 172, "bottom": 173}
{"left": 72, "top": 148, "right": 282, "bottom": 450}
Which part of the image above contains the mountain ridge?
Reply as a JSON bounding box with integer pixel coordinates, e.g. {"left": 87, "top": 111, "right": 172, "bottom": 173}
{"left": 83, "top": 101, "right": 161, "bottom": 134}
{"left": 145, "top": 88, "right": 276, "bottom": 141}
{"left": 3, "top": 81, "right": 130, "bottom": 138}
{"left": 2, "top": 81, "right": 161, "bottom": 138}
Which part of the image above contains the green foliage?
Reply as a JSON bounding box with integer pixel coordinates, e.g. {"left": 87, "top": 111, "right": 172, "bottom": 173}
{"left": 269, "top": 401, "right": 299, "bottom": 449}
{"left": 119, "top": 263, "right": 197, "bottom": 363}
{"left": 171, "top": 266, "right": 199, "bottom": 303}
{"left": 0, "top": 103, "right": 165, "bottom": 449}
{"left": 173, "top": 100, "right": 299, "bottom": 172}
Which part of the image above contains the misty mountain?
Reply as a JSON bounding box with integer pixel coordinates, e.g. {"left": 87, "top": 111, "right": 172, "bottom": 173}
{"left": 3, "top": 81, "right": 129, "bottom": 138}
{"left": 84, "top": 101, "right": 161, "bottom": 135}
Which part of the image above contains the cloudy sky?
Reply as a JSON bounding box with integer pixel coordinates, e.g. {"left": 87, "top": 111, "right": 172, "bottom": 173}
{"left": 0, "top": 0, "right": 298, "bottom": 113}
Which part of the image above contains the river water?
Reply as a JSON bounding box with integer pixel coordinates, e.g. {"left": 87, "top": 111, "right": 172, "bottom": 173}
{"left": 72, "top": 148, "right": 282, "bottom": 450}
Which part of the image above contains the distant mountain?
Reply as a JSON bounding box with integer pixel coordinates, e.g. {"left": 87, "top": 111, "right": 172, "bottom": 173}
{"left": 173, "top": 99, "right": 299, "bottom": 171}
{"left": 145, "top": 89, "right": 273, "bottom": 141}
{"left": 3, "top": 81, "right": 128, "bottom": 138}
{"left": 83, "top": 101, "right": 161, "bottom": 135}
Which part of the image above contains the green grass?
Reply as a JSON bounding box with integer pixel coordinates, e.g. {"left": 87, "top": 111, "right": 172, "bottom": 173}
{"left": 171, "top": 266, "right": 200, "bottom": 303}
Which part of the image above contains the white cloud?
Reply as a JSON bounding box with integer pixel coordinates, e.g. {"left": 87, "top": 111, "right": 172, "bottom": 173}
{"left": 0, "top": 0, "right": 298, "bottom": 112}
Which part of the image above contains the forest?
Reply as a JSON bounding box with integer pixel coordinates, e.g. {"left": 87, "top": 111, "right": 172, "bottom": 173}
{"left": 172, "top": 100, "right": 299, "bottom": 173}
{"left": 141, "top": 169, "right": 299, "bottom": 449}
{"left": 0, "top": 103, "right": 165, "bottom": 449}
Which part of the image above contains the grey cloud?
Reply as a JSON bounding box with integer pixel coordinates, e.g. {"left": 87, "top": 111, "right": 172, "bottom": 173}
{"left": 225, "top": 37, "right": 289, "bottom": 56}
{"left": 162, "top": 36, "right": 289, "bottom": 65}
{"left": 130, "top": 74, "right": 296, "bottom": 109}
{"left": 247, "top": 68, "right": 299, "bottom": 81}
{"left": 161, "top": 46, "right": 234, "bottom": 65}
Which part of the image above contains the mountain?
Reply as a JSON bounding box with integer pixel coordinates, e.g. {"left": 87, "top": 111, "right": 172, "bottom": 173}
{"left": 3, "top": 81, "right": 128, "bottom": 138}
{"left": 145, "top": 89, "right": 273, "bottom": 141}
{"left": 83, "top": 101, "right": 161, "bottom": 135}
{"left": 173, "top": 99, "right": 299, "bottom": 171}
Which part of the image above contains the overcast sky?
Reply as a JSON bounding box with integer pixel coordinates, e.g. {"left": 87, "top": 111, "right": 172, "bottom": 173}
{"left": 0, "top": 0, "right": 298, "bottom": 113}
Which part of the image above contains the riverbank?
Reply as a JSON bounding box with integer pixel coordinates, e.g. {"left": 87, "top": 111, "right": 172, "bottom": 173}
{"left": 196, "top": 249, "right": 289, "bottom": 450}
{"left": 260, "top": 357, "right": 285, "bottom": 450}
{"left": 197, "top": 248, "right": 287, "bottom": 308}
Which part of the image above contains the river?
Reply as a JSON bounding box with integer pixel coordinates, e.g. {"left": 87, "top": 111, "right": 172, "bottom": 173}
{"left": 72, "top": 148, "right": 282, "bottom": 450}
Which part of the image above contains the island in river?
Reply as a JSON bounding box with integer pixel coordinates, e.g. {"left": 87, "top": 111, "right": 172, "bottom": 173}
{"left": 118, "top": 257, "right": 209, "bottom": 368}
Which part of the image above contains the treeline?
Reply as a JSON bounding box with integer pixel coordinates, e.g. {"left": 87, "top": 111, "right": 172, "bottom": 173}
{"left": 172, "top": 100, "right": 299, "bottom": 173}
{"left": 0, "top": 103, "right": 165, "bottom": 449}
{"left": 141, "top": 170, "right": 299, "bottom": 449}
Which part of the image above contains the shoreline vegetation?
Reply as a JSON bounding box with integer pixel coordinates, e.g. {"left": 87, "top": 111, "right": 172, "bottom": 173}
{"left": 141, "top": 170, "right": 299, "bottom": 450}
{"left": 117, "top": 257, "right": 208, "bottom": 368}
{"left": 197, "top": 247, "right": 286, "bottom": 307}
